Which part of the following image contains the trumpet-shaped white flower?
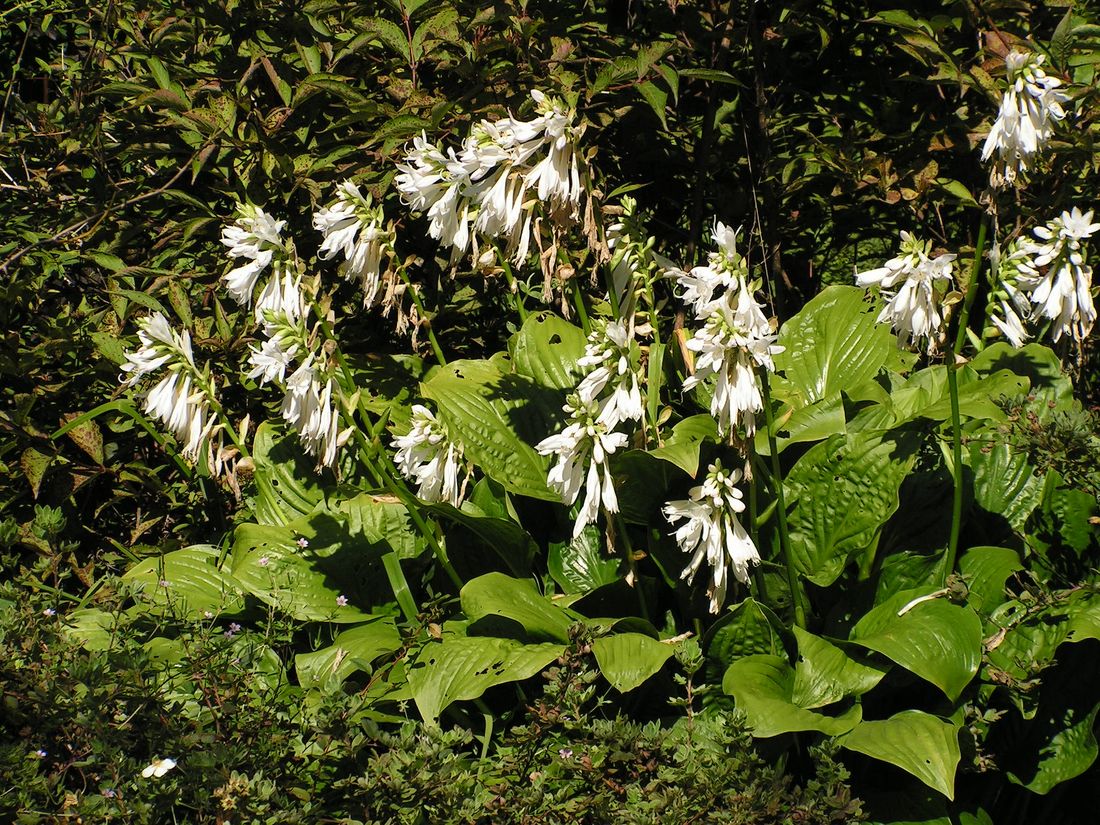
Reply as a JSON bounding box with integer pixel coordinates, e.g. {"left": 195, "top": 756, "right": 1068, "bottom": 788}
{"left": 395, "top": 134, "right": 474, "bottom": 256}
{"left": 856, "top": 231, "right": 956, "bottom": 351}
{"left": 393, "top": 405, "right": 469, "bottom": 507}
{"left": 1012, "top": 207, "right": 1099, "bottom": 342}
{"left": 575, "top": 320, "right": 644, "bottom": 428}
{"left": 664, "top": 461, "right": 759, "bottom": 614}
{"left": 682, "top": 291, "right": 782, "bottom": 438}
{"left": 254, "top": 263, "right": 305, "bottom": 326}
{"left": 220, "top": 205, "right": 287, "bottom": 307}
{"left": 981, "top": 51, "right": 1069, "bottom": 186}
{"left": 280, "top": 357, "right": 350, "bottom": 470}
{"left": 247, "top": 336, "right": 298, "bottom": 385}
{"left": 673, "top": 221, "right": 750, "bottom": 317}
{"left": 313, "top": 181, "right": 394, "bottom": 306}
{"left": 536, "top": 397, "right": 628, "bottom": 538}
{"left": 120, "top": 313, "right": 217, "bottom": 461}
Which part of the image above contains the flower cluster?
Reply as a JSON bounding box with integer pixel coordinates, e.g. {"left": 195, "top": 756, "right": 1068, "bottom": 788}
{"left": 120, "top": 312, "right": 218, "bottom": 463}
{"left": 673, "top": 222, "right": 782, "bottom": 439}
{"left": 395, "top": 90, "right": 584, "bottom": 265}
{"left": 855, "top": 231, "right": 956, "bottom": 353}
{"left": 981, "top": 51, "right": 1069, "bottom": 187}
{"left": 220, "top": 204, "right": 289, "bottom": 314}
{"left": 663, "top": 461, "right": 759, "bottom": 614}
{"left": 1001, "top": 207, "right": 1099, "bottom": 343}
{"left": 536, "top": 396, "right": 627, "bottom": 539}
{"left": 393, "top": 405, "right": 469, "bottom": 507}
{"left": 313, "top": 181, "right": 396, "bottom": 308}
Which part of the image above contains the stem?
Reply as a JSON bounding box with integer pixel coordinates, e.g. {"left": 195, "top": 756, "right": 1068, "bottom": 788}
{"left": 943, "top": 219, "right": 988, "bottom": 585}
{"left": 614, "top": 515, "right": 650, "bottom": 623}
{"left": 760, "top": 370, "right": 806, "bottom": 628}
{"left": 570, "top": 277, "right": 591, "bottom": 334}
{"left": 398, "top": 268, "right": 447, "bottom": 366}
{"left": 497, "top": 247, "right": 529, "bottom": 323}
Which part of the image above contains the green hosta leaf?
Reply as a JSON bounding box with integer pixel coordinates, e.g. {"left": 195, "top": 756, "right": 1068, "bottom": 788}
{"left": 773, "top": 285, "right": 906, "bottom": 407}
{"left": 968, "top": 443, "right": 1042, "bottom": 531}
{"left": 423, "top": 359, "right": 558, "bottom": 501}
{"left": 722, "top": 654, "right": 862, "bottom": 737}
{"left": 649, "top": 414, "right": 717, "bottom": 477}
{"left": 959, "top": 546, "right": 1022, "bottom": 615}
{"left": 252, "top": 421, "right": 328, "bottom": 525}
{"left": 509, "top": 312, "right": 586, "bottom": 390}
{"left": 615, "top": 450, "right": 674, "bottom": 525}
{"left": 884, "top": 366, "right": 1027, "bottom": 425}
{"left": 461, "top": 573, "right": 574, "bottom": 643}
{"left": 757, "top": 394, "right": 846, "bottom": 455}
{"left": 1008, "top": 701, "right": 1100, "bottom": 794}
{"left": 427, "top": 502, "right": 536, "bottom": 577}
{"left": 841, "top": 711, "right": 961, "bottom": 799}
{"left": 295, "top": 618, "right": 402, "bottom": 690}
{"left": 785, "top": 432, "right": 918, "bottom": 586}
{"left": 548, "top": 524, "right": 620, "bottom": 595}
{"left": 62, "top": 608, "right": 117, "bottom": 651}
{"left": 970, "top": 343, "right": 1072, "bottom": 408}
{"left": 790, "top": 626, "right": 887, "bottom": 709}
{"left": 704, "top": 597, "right": 784, "bottom": 682}
{"left": 1064, "top": 593, "right": 1100, "bottom": 644}
{"left": 408, "top": 635, "right": 565, "bottom": 724}
{"left": 124, "top": 545, "right": 245, "bottom": 617}
{"left": 850, "top": 588, "right": 981, "bottom": 701}
{"left": 592, "top": 633, "right": 675, "bottom": 693}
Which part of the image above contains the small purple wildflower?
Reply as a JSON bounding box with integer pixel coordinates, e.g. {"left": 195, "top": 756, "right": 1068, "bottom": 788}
{"left": 336, "top": 595, "right": 348, "bottom": 607}
{"left": 159, "top": 579, "right": 170, "bottom": 588}
{"left": 103, "top": 789, "right": 117, "bottom": 799}
{"left": 34, "top": 749, "right": 47, "bottom": 758}
{"left": 296, "top": 536, "right": 309, "bottom": 549}
{"left": 558, "top": 748, "right": 573, "bottom": 759}
{"left": 203, "top": 610, "right": 214, "bottom": 620}
{"left": 258, "top": 555, "right": 270, "bottom": 567}
{"left": 224, "top": 622, "right": 242, "bottom": 638}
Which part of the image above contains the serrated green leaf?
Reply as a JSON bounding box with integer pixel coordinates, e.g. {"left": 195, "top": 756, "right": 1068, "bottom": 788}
{"left": 408, "top": 635, "right": 564, "bottom": 724}
{"left": 637, "top": 80, "right": 668, "bottom": 130}
{"left": 850, "top": 588, "right": 981, "bottom": 701}
{"left": 841, "top": 711, "right": 961, "bottom": 799}
{"left": 592, "top": 632, "right": 674, "bottom": 693}
{"left": 90, "top": 331, "right": 128, "bottom": 365}
{"left": 723, "top": 654, "right": 862, "bottom": 737}
{"left": 20, "top": 447, "right": 53, "bottom": 499}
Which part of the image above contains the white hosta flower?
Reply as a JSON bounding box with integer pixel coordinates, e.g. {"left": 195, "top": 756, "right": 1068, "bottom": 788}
{"left": 524, "top": 90, "right": 583, "bottom": 211}
{"left": 247, "top": 336, "right": 298, "bottom": 385}
{"left": 856, "top": 231, "right": 956, "bottom": 351}
{"left": 396, "top": 135, "right": 474, "bottom": 256}
{"left": 683, "top": 293, "right": 782, "bottom": 438}
{"left": 536, "top": 397, "right": 628, "bottom": 538}
{"left": 313, "top": 181, "right": 394, "bottom": 306}
{"left": 981, "top": 51, "right": 1069, "bottom": 186}
{"left": 393, "top": 405, "right": 468, "bottom": 507}
{"left": 1013, "top": 208, "right": 1099, "bottom": 342}
{"left": 575, "top": 321, "right": 643, "bottom": 427}
{"left": 280, "top": 358, "right": 349, "bottom": 470}
{"left": 254, "top": 263, "right": 305, "bottom": 326}
{"left": 664, "top": 461, "right": 759, "bottom": 614}
{"left": 120, "top": 313, "right": 217, "bottom": 461}
{"left": 220, "top": 205, "right": 287, "bottom": 307}
{"left": 673, "top": 222, "right": 748, "bottom": 317}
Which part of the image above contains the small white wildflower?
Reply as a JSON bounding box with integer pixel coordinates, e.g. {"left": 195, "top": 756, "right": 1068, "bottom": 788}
{"left": 336, "top": 595, "right": 349, "bottom": 607}
{"left": 141, "top": 757, "right": 177, "bottom": 779}
{"left": 664, "top": 461, "right": 759, "bottom": 614}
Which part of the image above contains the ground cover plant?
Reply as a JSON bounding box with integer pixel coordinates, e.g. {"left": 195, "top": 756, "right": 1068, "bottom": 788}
{"left": 2, "top": 1, "right": 1100, "bottom": 823}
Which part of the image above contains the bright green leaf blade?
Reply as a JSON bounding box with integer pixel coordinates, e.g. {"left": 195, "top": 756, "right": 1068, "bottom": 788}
{"left": 648, "top": 414, "right": 717, "bottom": 477}
{"left": 252, "top": 421, "right": 327, "bottom": 525}
{"left": 592, "top": 632, "right": 675, "bottom": 693}
{"left": 968, "top": 443, "right": 1042, "bottom": 531}
{"left": 850, "top": 588, "right": 982, "bottom": 701}
{"left": 791, "top": 626, "right": 887, "bottom": 709}
{"left": 124, "top": 545, "right": 245, "bottom": 617}
{"left": 841, "top": 710, "right": 961, "bottom": 799}
{"left": 959, "top": 546, "right": 1022, "bottom": 615}
{"left": 703, "top": 597, "right": 784, "bottom": 682}
{"left": 408, "top": 636, "right": 565, "bottom": 724}
{"left": 461, "top": 572, "right": 573, "bottom": 643}
{"left": 295, "top": 619, "right": 402, "bottom": 690}
{"left": 548, "top": 525, "right": 620, "bottom": 595}
{"left": 785, "top": 432, "right": 918, "bottom": 586}
{"left": 427, "top": 502, "right": 537, "bottom": 577}
{"left": 722, "top": 654, "right": 862, "bottom": 737}
{"left": 773, "top": 285, "right": 905, "bottom": 407}
{"left": 423, "top": 360, "right": 558, "bottom": 501}
{"left": 509, "top": 311, "right": 586, "bottom": 390}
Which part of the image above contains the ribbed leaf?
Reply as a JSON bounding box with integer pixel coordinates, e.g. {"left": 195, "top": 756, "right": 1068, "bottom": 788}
{"left": 124, "top": 545, "right": 245, "bottom": 617}
{"left": 959, "top": 546, "right": 1022, "bottom": 615}
{"left": 850, "top": 588, "right": 981, "bottom": 701}
{"left": 841, "top": 711, "right": 961, "bottom": 799}
{"left": 461, "top": 572, "right": 573, "bottom": 643}
{"left": 409, "top": 636, "right": 564, "bottom": 724}
{"left": 295, "top": 618, "right": 402, "bottom": 689}
{"left": 252, "top": 421, "right": 327, "bottom": 525}
{"left": 509, "top": 311, "right": 586, "bottom": 390}
{"left": 790, "top": 626, "right": 887, "bottom": 709}
{"left": 592, "top": 633, "right": 674, "bottom": 693}
{"left": 969, "top": 443, "right": 1042, "bottom": 531}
